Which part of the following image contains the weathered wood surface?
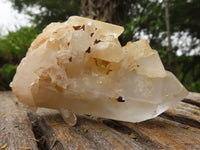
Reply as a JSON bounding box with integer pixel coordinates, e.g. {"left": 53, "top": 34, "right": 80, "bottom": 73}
{"left": 0, "top": 91, "right": 200, "bottom": 150}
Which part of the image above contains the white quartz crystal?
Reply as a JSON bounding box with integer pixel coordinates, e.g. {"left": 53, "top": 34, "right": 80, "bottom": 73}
{"left": 11, "top": 16, "right": 188, "bottom": 126}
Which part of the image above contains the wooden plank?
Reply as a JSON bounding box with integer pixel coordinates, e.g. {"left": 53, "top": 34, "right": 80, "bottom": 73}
{"left": 29, "top": 109, "right": 149, "bottom": 150}
{"left": 120, "top": 117, "right": 200, "bottom": 150}
{"left": 0, "top": 92, "right": 38, "bottom": 150}
{"left": 183, "top": 92, "right": 200, "bottom": 107}
{"left": 0, "top": 91, "right": 200, "bottom": 150}
{"left": 161, "top": 101, "right": 200, "bottom": 128}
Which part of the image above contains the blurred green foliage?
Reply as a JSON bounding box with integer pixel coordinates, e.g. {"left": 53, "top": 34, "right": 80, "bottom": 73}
{"left": 0, "top": 64, "right": 17, "bottom": 90}
{"left": 0, "top": 27, "right": 39, "bottom": 90}
{"left": 0, "top": 27, "right": 39, "bottom": 63}
{"left": 176, "top": 55, "right": 200, "bottom": 92}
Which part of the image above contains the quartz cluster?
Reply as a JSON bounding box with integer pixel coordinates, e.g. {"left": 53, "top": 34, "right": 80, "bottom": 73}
{"left": 11, "top": 16, "right": 188, "bottom": 126}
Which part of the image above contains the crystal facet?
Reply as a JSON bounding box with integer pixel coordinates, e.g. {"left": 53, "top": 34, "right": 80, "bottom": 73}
{"left": 11, "top": 16, "right": 188, "bottom": 126}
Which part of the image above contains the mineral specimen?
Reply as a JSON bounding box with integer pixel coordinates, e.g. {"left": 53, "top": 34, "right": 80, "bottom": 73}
{"left": 10, "top": 16, "right": 188, "bottom": 126}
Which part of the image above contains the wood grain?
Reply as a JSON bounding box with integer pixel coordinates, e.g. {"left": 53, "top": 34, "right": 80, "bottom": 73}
{"left": 0, "top": 91, "right": 200, "bottom": 150}
{"left": 0, "top": 92, "right": 38, "bottom": 150}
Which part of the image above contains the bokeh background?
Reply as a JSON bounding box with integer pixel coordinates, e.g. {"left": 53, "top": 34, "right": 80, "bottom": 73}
{"left": 0, "top": 0, "right": 199, "bottom": 92}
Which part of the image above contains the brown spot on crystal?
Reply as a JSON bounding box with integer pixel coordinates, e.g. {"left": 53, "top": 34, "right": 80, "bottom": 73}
{"left": 73, "top": 25, "right": 82, "bottom": 30}
{"left": 90, "top": 33, "right": 94, "bottom": 37}
{"left": 67, "top": 42, "right": 70, "bottom": 46}
{"left": 117, "top": 96, "right": 125, "bottom": 102}
{"left": 81, "top": 25, "right": 85, "bottom": 30}
{"left": 73, "top": 25, "right": 85, "bottom": 31}
{"left": 106, "top": 69, "right": 112, "bottom": 75}
{"left": 94, "top": 39, "right": 102, "bottom": 45}
{"left": 86, "top": 47, "right": 91, "bottom": 53}
{"left": 69, "top": 57, "right": 72, "bottom": 62}
{"left": 53, "top": 83, "right": 63, "bottom": 93}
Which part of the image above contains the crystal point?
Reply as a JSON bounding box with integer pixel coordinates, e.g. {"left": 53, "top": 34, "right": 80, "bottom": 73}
{"left": 59, "top": 108, "right": 77, "bottom": 126}
{"left": 11, "top": 16, "right": 188, "bottom": 124}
